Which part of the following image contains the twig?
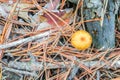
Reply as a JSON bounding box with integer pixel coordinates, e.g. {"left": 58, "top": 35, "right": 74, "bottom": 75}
{"left": 8, "top": 60, "right": 120, "bottom": 72}
{"left": 0, "top": 31, "right": 51, "bottom": 49}
{"left": 100, "top": 0, "right": 108, "bottom": 26}
{"left": 67, "top": 65, "right": 79, "bottom": 80}
{"left": 3, "top": 67, "right": 37, "bottom": 77}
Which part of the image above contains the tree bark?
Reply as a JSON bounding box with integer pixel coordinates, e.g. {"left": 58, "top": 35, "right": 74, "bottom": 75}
{"left": 83, "top": 0, "right": 115, "bottom": 50}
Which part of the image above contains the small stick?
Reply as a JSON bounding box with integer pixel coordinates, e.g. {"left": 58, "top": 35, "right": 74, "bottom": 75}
{"left": 3, "top": 67, "right": 37, "bottom": 77}
{"left": 8, "top": 60, "right": 120, "bottom": 71}
{"left": 0, "top": 31, "right": 51, "bottom": 49}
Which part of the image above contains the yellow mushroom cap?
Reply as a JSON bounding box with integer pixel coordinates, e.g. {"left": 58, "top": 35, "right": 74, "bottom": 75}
{"left": 71, "top": 30, "right": 92, "bottom": 50}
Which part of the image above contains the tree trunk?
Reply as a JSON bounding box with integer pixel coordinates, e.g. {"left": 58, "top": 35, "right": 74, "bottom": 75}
{"left": 83, "top": 0, "right": 116, "bottom": 50}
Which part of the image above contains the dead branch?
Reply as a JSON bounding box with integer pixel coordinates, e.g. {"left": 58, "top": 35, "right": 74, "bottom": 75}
{"left": 8, "top": 60, "right": 120, "bottom": 72}
{"left": 0, "top": 31, "right": 51, "bottom": 49}
{"left": 3, "top": 67, "right": 37, "bottom": 77}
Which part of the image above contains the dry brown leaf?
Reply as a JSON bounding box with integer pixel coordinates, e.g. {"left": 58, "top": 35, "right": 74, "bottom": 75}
{"left": 0, "top": 3, "right": 33, "bottom": 20}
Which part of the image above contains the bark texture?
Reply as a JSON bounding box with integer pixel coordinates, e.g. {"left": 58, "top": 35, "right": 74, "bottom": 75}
{"left": 84, "top": 0, "right": 115, "bottom": 50}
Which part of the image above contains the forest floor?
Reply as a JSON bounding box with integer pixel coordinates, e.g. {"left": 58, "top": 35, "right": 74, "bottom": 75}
{"left": 0, "top": 0, "right": 120, "bottom": 80}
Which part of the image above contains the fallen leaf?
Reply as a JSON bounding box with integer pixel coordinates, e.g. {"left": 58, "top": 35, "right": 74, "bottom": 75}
{"left": 38, "top": 8, "right": 73, "bottom": 27}
{"left": 44, "top": 0, "right": 60, "bottom": 11}
{"left": 0, "top": 3, "right": 33, "bottom": 20}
